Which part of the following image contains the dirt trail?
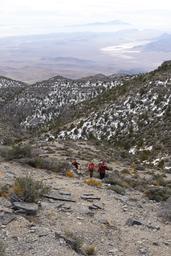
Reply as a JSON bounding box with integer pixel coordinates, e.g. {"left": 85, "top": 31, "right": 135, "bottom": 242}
{"left": 0, "top": 141, "right": 171, "bottom": 256}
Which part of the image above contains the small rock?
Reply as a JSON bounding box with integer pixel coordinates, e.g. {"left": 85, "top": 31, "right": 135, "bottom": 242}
{"left": 37, "top": 227, "right": 50, "bottom": 237}
{"left": 77, "top": 217, "right": 84, "bottom": 220}
{"left": 147, "top": 224, "right": 160, "bottom": 230}
{"left": 153, "top": 242, "right": 159, "bottom": 246}
{"left": 126, "top": 218, "right": 143, "bottom": 226}
{"left": 108, "top": 248, "right": 119, "bottom": 255}
{"left": 138, "top": 247, "right": 149, "bottom": 256}
{"left": 59, "top": 191, "right": 71, "bottom": 196}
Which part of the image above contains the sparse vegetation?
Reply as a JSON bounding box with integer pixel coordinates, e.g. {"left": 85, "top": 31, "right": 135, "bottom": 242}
{"left": 0, "top": 184, "right": 11, "bottom": 197}
{"left": 109, "top": 184, "right": 126, "bottom": 195}
{"left": 64, "top": 231, "right": 83, "bottom": 253}
{"left": 27, "top": 157, "right": 67, "bottom": 173}
{"left": 152, "top": 174, "right": 167, "bottom": 186}
{"left": 0, "top": 240, "right": 6, "bottom": 256}
{"left": 84, "top": 245, "right": 96, "bottom": 255}
{"left": 84, "top": 178, "right": 102, "bottom": 187}
{"left": 66, "top": 170, "right": 74, "bottom": 178}
{"left": 144, "top": 187, "right": 171, "bottom": 202}
{"left": 1, "top": 143, "right": 32, "bottom": 160}
{"left": 14, "top": 176, "right": 49, "bottom": 203}
{"left": 104, "top": 174, "right": 129, "bottom": 188}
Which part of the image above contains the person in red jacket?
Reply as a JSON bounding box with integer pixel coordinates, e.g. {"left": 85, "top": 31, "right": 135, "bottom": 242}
{"left": 98, "top": 160, "right": 109, "bottom": 179}
{"left": 88, "top": 162, "right": 96, "bottom": 178}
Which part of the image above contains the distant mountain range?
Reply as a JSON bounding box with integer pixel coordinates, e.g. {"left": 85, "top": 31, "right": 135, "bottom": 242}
{"left": 0, "top": 30, "right": 171, "bottom": 82}
{"left": 73, "top": 20, "right": 130, "bottom": 27}
{"left": 142, "top": 33, "right": 171, "bottom": 52}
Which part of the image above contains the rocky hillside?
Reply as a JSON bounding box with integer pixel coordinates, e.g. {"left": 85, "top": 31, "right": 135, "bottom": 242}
{"left": 0, "top": 61, "right": 171, "bottom": 166}
{"left": 0, "top": 65, "right": 170, "bottom": 256}
{"left": 0, "top": 140, "right": 170, "bottom": 256}
{"left": 0, "top": 75, "right": 124, "bottom": 132}
{"left": 0, "top": 77, "right": 28, "bottom": 143}
{"left": 0, "top": 76, "right": 26, "bottom": 107}
{"left": 57, "top": 61, "right": 171, "bottom": 166}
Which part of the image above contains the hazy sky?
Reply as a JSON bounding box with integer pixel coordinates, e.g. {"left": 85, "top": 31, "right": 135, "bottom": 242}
{"left": 0, "top": 0, "right": 171, "bottom": 37}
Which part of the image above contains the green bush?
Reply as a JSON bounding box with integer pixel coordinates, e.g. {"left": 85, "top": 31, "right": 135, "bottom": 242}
{"left": 109, "top": 184, "right": 126, "bottom": 195}
{"left": 27, "top": 157, "right": 67, "bottom": 173}
{"left": 64, "top": 231, "right": 83, "bottom": 253}
{"left": 14, "top": 176, "right": 49, "bottom": 203}
{"left": 1, "top": 144, "right": 32, "bottom": 160}
{"left": 144, "top": 187, "right": 171, "bottom": 202}
{"left": 0, "top": 184, "right": 11, "bottom": 197}
{"left": 104, "top": 173, "right": 129, "bottom": 188}
{"left": 138, "top": 150, "right": 151, "bottom": 161}
{"left": 152, "top": 174, "right": 167, "bottom": 186}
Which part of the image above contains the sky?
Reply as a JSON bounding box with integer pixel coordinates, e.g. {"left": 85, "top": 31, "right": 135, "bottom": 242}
{"left": 0, "top": 0, "right": 171, "bottom": 37}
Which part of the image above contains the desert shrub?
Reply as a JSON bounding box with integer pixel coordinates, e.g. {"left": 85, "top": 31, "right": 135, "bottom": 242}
{"left": 66, "top": 170, "right": 74, "bottom": 178}
{"left": 124, "top": 176, "right": 147, "bottom": 190}
{"left": 0, "top": 240, "right": 6, "bottom": 256}
{"left": 138, "top": 150, "right": 151, "bottom": 161}
{"left": 109, "top": 184, "right": 126, "bottom": 195}
{"left": 121, "top": 169, "right": 130, "bottom": 175}
{"left": 1, "top": 144, "right": 32, "bottom": 160}
{"left": 14, "top": 176, "right": 49, "bottom": 203}
{"left": 72, "top": 237, "right": 83, "bottom": 253}
{"left": 144, "top": 187, "right": 171, "bottom": 202}
{"left": 84, "top": 178, "right": 102, "bottom": 187}
{"left": 152, "top": 174, "right": 167, "bottom": 186}
{"left": 2, "top": 136, "right": 15, "bottom": 145}
{"left": 64, "top": 231, "right": 83, "bottom": 253}
{"left": 27, "top": 157, "right": 67, "bottom": 173}
{"left": 0, "top": 184, "right": 12, "bottom": 197}
{"left": 88, "top": 132, "right": 96, "bottom": 141}
{"left": 157, "top": 159, "right": 165, "bottom": 169}
{"left": 84, "top": 245, "right": 96, "bottom": 255}
{"left": 104, "top": 174, "right": 129, "bottom": 188}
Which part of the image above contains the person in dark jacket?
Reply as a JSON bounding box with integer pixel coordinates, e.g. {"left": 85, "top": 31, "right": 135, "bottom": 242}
{"left": 72, "top": 159, "right": 80, "bottom": 171}
{"left": 98, "top": 160, "right": 109, "bottom": 179}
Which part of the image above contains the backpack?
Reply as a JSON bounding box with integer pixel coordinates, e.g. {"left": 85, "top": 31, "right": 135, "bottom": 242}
{"left": 88, "top": 163, "right": 95, "bottom": 171}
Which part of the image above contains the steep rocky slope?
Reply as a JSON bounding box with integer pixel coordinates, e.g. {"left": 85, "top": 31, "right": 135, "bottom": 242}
{"left": 0, "top": 140, "right": 170, "bottom": 256}
{"left": 57, "top": 61, "right": 171, "bottom": 165}
{"left": 0, "top": 75, "right": 123, "bottom": 131}
{"left": 0, "top": 77, "right": 27, "bottom": 143}
{"left": 0, "top": 76, "right": 26, "bottom": 107}
{"left": 0, "top": 61, "right": 171, "bottom": 166}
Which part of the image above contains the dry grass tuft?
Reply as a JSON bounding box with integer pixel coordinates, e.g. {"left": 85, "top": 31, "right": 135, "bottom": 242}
{"left": 84, "top": 245, "right": 96, "bottom": 255}
{"left": 84, "top": 178, "right": 102, "bottom": 187}
{"left": 14, "top": 176, "right": 49, "bottom": 203}
{"left": 0, "top": 184, "right": 12, "bottom": 198}
{"left": 66, "top": 170, "right": 74, "bottom": 178}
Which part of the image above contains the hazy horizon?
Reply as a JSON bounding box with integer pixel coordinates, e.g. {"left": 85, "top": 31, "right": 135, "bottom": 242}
{"left": 0, "top": 0, "right": 171, "bottom": 82}
{"left": 1, "top": 0, "right": 171, "bottom": 37}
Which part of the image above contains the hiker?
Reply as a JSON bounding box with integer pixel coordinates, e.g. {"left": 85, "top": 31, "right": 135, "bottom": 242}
{"left": 71, "top": 159, "right": 80, "bottom": 171}
{"left": 98, "top": 160, "right": 109, "bottom": 179}
{"left": 88, "top": 161, "right": 96, "bottom": 178}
